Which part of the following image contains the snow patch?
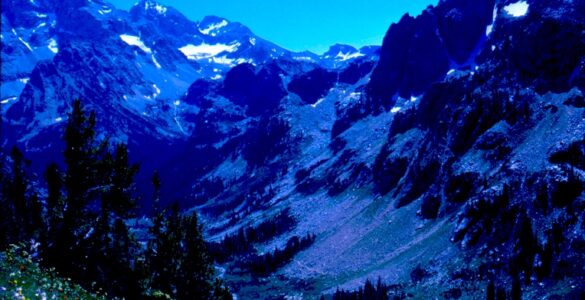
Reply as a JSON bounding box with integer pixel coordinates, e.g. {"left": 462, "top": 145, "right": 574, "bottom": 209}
{"left": 174, "top": 100, "right": 181, "bottom": 106}
{"left": 54, "top": 117, "right": 63, "bottom": 123}
{"left": 310, "top": 98, "right": 326, "bottom": 108}
{"left": 120, "top": 34, "right": 152, "bottom": 53}
{"left": 36, "top": 13, "right": 47, "bottom": 18}
{"left": 335, "top": 51, "right": 364, "bottom": 61}
{"left": 348, "top": 92, "right": 361, "bottom": 100}
{"left": 13, "top": 29, "right": 33, "bottom": 52}
{"left": 293, "top": 56, "right": 314, "bottom": 62}
{"left": 153, "top": 84, "right": 161, "bottom": 97}
{"left": 179, "top": 42, "right": 239, "bottom": 60}
{"left": 211, "top": 56, "right": 235, "bottom": 65}
{"left": 174, "top": 117, "right": 186, "bottom": 134}
{"left": 209, "top": 56, "right": 252, "bottom": 66}
{"left": 144, "top": 1, "right": 167, "bottom": 14}
{"left": 486, "top": 25, "right": 494, "bottom": 36}
{"left": 447, "top": 69, "right": 455, "bottom": 75}
{"left": 151, "top": 55, "right": 161, "bottom": 68}
{"left": 98, "top": 8, "right": 112, "bottom": 15}
{"left": 199, "top": 20, "right": 228, "bottom": 35}
{"left": 37, "top": 22, "right": 47, "bottom": 28}
{"left": 503, "top": 1, "right": 529, "bottom": 17}
{"left": 1, "top": 97, "right": 18, "bottom": 104}
{"left": 391, "top": 106, "right": 402, "bottom": 114}
{"left": 47, "top": 38, "right": 58, "bottom": 53}
{"left": 211, "top": 74, "right": 222, "bottom": 80}
{"left": 486, "top": 6, "right": 498, "bottom": 36}
{"left": 19, "top": 78, "right": 30, "bottom": 84}
{"left": 249, "top": 37, "right": 256, "bottom": 46}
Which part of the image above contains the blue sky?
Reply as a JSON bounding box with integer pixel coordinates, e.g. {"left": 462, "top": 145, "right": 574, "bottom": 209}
{"left": 110, "top": 0, "right": 438, "bottom": 54}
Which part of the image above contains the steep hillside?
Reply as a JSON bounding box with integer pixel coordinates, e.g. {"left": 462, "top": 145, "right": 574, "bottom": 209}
{"left": 1, "top": 0, "right": 584, "bottom": 299}
{"left": 188, "top": 0, "right": 585, "bottom": 298}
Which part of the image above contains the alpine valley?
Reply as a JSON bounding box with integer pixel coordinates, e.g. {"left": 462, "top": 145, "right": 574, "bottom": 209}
{"left": 1, "top": 0, "right": 585, "bottom": 299}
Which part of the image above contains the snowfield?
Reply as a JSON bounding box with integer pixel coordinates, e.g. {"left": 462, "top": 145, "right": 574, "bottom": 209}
{"left": 119, "top": 34, "right": 152, "bottom": 53}
{"left": 503, "top": 1, "right": 529, "bottom": 17}
{"left": 179, "top": 42, "right": 240, "bottom": 60}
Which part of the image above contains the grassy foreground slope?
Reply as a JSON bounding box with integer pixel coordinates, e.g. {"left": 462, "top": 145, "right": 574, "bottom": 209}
{"left": 0, "top": 244, "right": 109, "bottom": 300}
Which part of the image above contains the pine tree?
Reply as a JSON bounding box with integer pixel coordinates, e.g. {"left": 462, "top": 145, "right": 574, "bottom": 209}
{"left": 511, "top": 276, "right": 522, "bottom": 300}
{"left": 0, "top": 146, "right": 42, "bottom": 248}
{"left": 0, "top": 153, "right": 7, "bottom": 248}
{"left": 102, "top": 144, "right": 139, "bottom": 217}
{"left": 44, "top": 163, "right": 63, "bottom": 234}
{"left": 46, "top": 99, "right": 101, "bottom": 278}
{"left": 176, "top": 212, "right": 214, "bottom": 298}
{"left": 146, "top": 202, "right": 230, "bottom": 299}
{"left": 152, "top": 170, "right": 161, "bottom": 214}
{"left": 1, "top": 99, "right": 231, "bottom": 299}
{"left": 213, "top": 279, "right": 234, "bottom": 300}
{"left": 364, "top": 279, "right": 375, "bottom": 299}
{"left": 9, "top": 147, "right": 30, "bottom": 242}
{"left": 46, "top": 99, "right": 142, "bottom": 297}
{"left": 63, "top": 99, "right": 100, "bottom": 215}
{"left": 513, "top": 215, "right": 537, "bottom": 282}
{"left": 486, "top": 280, "right": 495, "bottom": 300}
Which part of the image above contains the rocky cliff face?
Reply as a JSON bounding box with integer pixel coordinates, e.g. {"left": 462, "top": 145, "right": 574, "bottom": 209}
{"left": 367, "top": 0, "right": 495, "bottom": 102}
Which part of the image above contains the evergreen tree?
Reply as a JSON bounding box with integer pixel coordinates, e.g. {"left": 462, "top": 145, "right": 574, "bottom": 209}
{"left": 511, "top": 276, "right": 522, "bottom": 300}
{"left": 512, "top": 215, "right": 537, "bottom": 282}
{"left": 46, "top": 100, "right": 100, "bottom": 277}
{"left": 63, "top": 99, "right": 101, "bottom": 215}
{"left": 486, "top": 280, "right": 495, "bottom": 300}
{"left": 148, "top": 203, "right": 214, "bottom": 298}
{"left": 0, "top": 154, "right": 7, "bottom": 248}
{"left": 44, "top": 163, "right": 63, "bottom": 236}
{"left": 496, "top": 287, "right": 507, "bottom": 300}
{"left": 1, "top": 99, "right": 231, "bottom": 299}
{"left": 44, "top": 100, "right": 141, "bottom": 297}
{"left": 363, "top": 279, "right": 375, "bottom": 299}
{"left": 176, "top": 212, "right": 215, "bottom": 298}
{"left": 102, "top": 144, "right": 139, "bottom": 217}
{"left": 152, "top": 170, "right": 161, "bottom": 214}
{"left": 146, "top": 202, "right": 231, "bottom": 299}
{"left": 0, "top": 147, "right": 42, "bottom": 248}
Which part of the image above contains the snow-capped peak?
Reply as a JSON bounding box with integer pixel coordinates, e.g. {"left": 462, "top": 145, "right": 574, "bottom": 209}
{"left": 322, "top": 44, "right": 365, "bottom": 61}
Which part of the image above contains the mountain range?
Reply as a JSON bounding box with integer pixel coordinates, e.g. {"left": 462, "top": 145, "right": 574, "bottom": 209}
{"left": 1, "top": 0, "right": 584, "bottom": 298}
